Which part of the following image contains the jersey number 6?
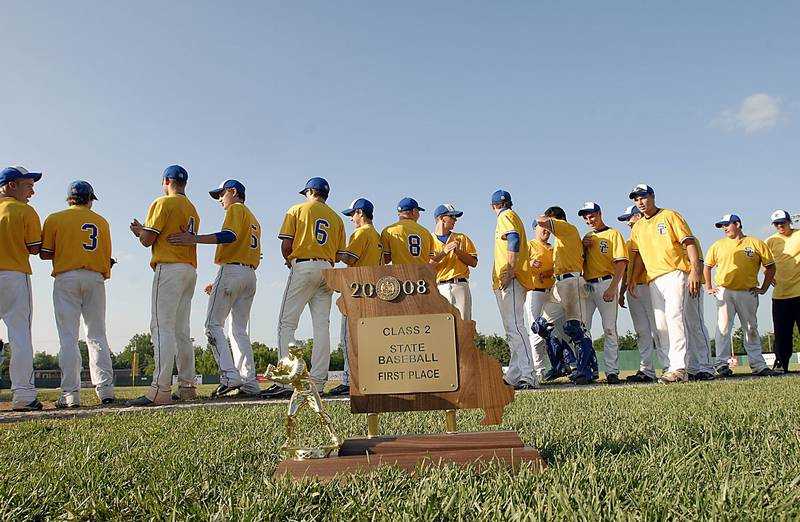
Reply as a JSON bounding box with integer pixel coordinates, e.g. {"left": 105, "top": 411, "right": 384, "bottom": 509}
{"left": 315, "top": 219, "right": 329, "bottom": 245}
{"left": 82, "top": 223, "right": 98, "bottom": 251}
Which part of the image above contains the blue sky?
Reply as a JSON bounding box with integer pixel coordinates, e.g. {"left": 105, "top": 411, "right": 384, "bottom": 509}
{"left": 2, "top": 1, "right": 798, "bottom": 353}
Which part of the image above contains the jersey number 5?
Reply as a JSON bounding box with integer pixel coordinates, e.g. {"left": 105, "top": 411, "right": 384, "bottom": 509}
{"left": 408, "top": 234, "right": 421, "bottom": 257}
{"left": 315, "top": 219, "right": 329, "bottom": 245}
{"left": 82, "top": 223, "right": 98, "bottom": 251}
{"left": 250, "top": 224, "right": 259, "bottom": 249}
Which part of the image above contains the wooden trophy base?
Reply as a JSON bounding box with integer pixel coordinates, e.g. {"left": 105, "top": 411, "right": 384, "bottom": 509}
{"left": 274, "top": 431, "right": 545, "bottom": 480}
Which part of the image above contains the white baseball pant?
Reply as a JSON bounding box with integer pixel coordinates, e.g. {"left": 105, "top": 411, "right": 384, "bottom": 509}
{"left": 205, "top": 264, "right": 259, "bottom": 394}
{"left": 649, "top": 270, "right": 689, "bottom": 372}
{"left": 340, "top": 315, "right": 350, "bottom": 386}
{"left": 494, "top": 278, "right": 536, "bottom": 386}
{"left": 583, "top": 277, "right": 620, "bottom": 376}
{"left": 627, "top": 283, "right": 665, "bottom": 378}
{"left": 524, "top": 289, "right": 550, "bottom": 378}
{"left": 713, "top": 288, "right": 767, "bottom": 372}
{"left": 684, "top": 291, "right": 715, "bottom": 374}
{"left": 53, "top": 269, "right": 115, "bottom": 405}
{"left": 149, "top": 263, "right": 197, "bottom": 399}
{"left": 277, "top": 259, "right": 333, "bottom": 390}
{"left": 437, "top": 281, "right": 472, "bottom": 321}
{"left": 0, "top": 271, "right": 36, "bottom": 407}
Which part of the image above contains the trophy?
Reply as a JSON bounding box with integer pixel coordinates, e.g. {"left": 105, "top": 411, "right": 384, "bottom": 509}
{"left": 265, "top": 344, "right": 342, "bottom": 461}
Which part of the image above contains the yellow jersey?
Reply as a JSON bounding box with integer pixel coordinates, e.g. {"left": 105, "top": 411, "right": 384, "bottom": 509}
{"left": 626, "top": 240, "right": 649, "bottom": 285}
{"left": 706, "top": 236, "right": 774, "bottom": 291}
{"left": 0, "top": 197, "right": 41, "bottom": 274}
{"left": 215, "top": 202, "right": 261, "bottom": 268}
{"left": 278, "top": 200, "right": 345, "bottom": 262}
{"left": 527, "top": 239, "right": 554, "bottom": 290}
{"left": 380, "top": 219, "right": 434, "bottom": 265}
{"left": 583, "top": 227, "right": 627, "bottom": 280}
{"left": 630, "top": 208, "right": 694, "bottom": 282}
{"left": 766, "top": 229, "right": 800, "bottom": 299}
{"left": 549, "top": 218, "right": 584, "bottom": 276}
{"left": 143, "top": 194, "right": 200, "bottom": 269}
{"left": 492, "top": 209, "right": 534, "bottom": 290}
{"left": 343, "top": 224, "right": 382, "bottom": 267}
{"left": 41, "top": 206, "right": 112, "bottom": 278}
{"left": 433, "top": 232, "right": 477, "bottom": 282}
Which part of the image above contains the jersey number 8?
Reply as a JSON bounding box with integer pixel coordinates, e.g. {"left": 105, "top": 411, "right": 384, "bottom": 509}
{"left": 408, "top": 234, "right": 421, "bottom": 256}
{"left": 82, "top": 223, "right": 98, "bottom": 251}
{"left": 315, "top": 219, "right": 329, "bottom": 245}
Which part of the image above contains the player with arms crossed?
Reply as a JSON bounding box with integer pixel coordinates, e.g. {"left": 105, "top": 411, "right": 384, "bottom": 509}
{"left": 169, "top": 180, "right": 262, "bottom": 398}
{"left": 704, "top": 213, "right": 776, "bottom": 377}
{"left": 327, "top": 198, "right": 382, "bottom": 397}
{"left": 381, "top": 197, "right": 433, "bottom": 266}
{"left": 40, "top": 181, "right": 115, "bottom": 408}
{"left": 0, "top": 166, "right": 43, "bottom": 411}
{"left": 627, "top": 184, "right": 703, "bottom": 384}
{"left": 430, "top": 203, "right": 478, "bottom": 321}
{"left": 262, "top": 177, "right": 346, "bottom": 399}
{"left": 490, "top": 190, "right": 537, "bottom": 390}
{"left": 128, "top": 165, "right": 200, "bottom": 406}
{"left": 617, "top": 206, "right": 663, "bottom": 383}
{"left": 766, "top": 210, "right": 800, "bottom": 373}
{"left": 578, "top": 202, "right": 628, "bottom": 385}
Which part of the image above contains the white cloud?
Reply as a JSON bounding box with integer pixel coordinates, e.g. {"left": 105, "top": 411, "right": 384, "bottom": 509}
{"left": 711, "top": 93, "right": 786, "bottom": 134}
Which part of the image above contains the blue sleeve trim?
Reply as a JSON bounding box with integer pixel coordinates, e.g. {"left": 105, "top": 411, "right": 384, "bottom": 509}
{"left": 215, "top": 231, "right": 236, "bottom": 244}
{"left": 506, "top": 232, "right": 520, "bottom": 252}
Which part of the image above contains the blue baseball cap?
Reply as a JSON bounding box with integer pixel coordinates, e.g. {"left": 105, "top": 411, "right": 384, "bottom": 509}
{"left": 771, "top": 209, "right": 791, "bottom": 224}
{"left": 209, "top": 179, "right": 246, "bottom": 199}
{"left": 397, "top": 197, "right": 424, "bottom": 212}
{"left": 715, "top": 214, "right": 741, "bottom": 228}
{"left": 163, "top": 165, "right": 188, "bottom": 183}
{"left": 342, "top": 198, "right": 374, "bottom": 217}
{"left": 0, "top": 166, "right": 42, "bottom": 186}
{"left": 577, "top": 201, "right": 601, "bottom": 217}
{"left": 434, "top": 203, "right": 463, "bottom": 219}
{"left": 617, "top": 205, "right": 642, "bottom": 222}
{"left": 491, "top": 190, "right": 512, "bottom": 205}
{"left": 300, "top": 177, "right": 330, "bottom": 196}
{"left": 68, "top": 180, "right": 98, "bottom": 200}
{"left": 628, "top": 183, "right": 655, "bottom": 200}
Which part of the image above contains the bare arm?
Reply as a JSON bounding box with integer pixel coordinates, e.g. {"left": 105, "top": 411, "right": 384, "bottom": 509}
{"left": 536, "top": 216, "right": 553, "bottom": 232}
{"left": 756, "top": 264, "right": 776, "bottom": 294}
{"left": 685, "top": 240, "right": 702, "bottom": 296}
{"left": 703, "top": 265, "right": 715, "bottom": 294}
{"left": 281, "top": 238, "right": 293, "bottom": 268}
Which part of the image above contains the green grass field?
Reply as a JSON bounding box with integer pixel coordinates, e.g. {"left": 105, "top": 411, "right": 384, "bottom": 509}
{"left": 1, "top": 376, "right": 800, "bottom": 520}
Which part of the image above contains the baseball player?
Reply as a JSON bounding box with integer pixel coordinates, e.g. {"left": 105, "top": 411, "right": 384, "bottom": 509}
{"left": 128, "top": 165, "right": 200, "bottom": 406}
{"left": 578, "top": 202, "right": 628, "bottom": 384}
{"left": 535, "top": 206, "right": 598, "bottom": 385}
{"left": 431, "top": 204, "right": 478, "bottom": 321}
{"left": 765, "top": 210, "right": 799, "bottom": 373}
{"left": 167, "top": 180, "right": 262, "bottom": 398}
{"left": 327, "top": 198, "right": 382, "bottom": 397}
{"left": 490, "top": 190, "right": 537, "bottom": 390}
{"left": 0, "top": 166, "right": 43, "bottom": 411}
{"left": 380, "top": 197, "right": 434, "bottom": 265}
{"left": 523, "top": 224, "right": 560, "bottom": 380}
{"left": 40, "top": 181, "right": 115, "bottom": 408}
{"left": 627, "top": 184, "right": 703, "bottom": 383}
{"left": 261, "top": 177, "right": 345, "bottom": 399}
{"left": 704, "top": 214, "right": 776, "bottom": 377}
{"left": 617, "top": 206, "right": 663, "bottom": 383}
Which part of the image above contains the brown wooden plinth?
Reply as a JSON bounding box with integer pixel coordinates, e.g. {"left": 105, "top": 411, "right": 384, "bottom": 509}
{"left": 274, "top": 431, "right": 545, "bottom": 480}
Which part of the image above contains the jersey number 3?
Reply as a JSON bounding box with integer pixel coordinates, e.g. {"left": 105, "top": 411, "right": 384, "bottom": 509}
{"left": 82, "top": 223, "right": 98, "bottom": 251}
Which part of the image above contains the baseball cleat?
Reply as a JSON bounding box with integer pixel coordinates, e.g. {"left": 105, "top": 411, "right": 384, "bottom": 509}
{"left": 626, "top": 371, "right": 655, "bottom": 383}
{"left": 326, "top": 384, "right": 350, "bottom": 396}
{"left": 101, "top": 397, "right": 115, "bottom": 406}
{"left": 658, "top": 369, "right": 688, "bottom": 383}
{"left": 716, "top": 366, "right": 734, "bottom": 378}
{"left": 259, "top": 384, "right": 293, "bottom": 399}
{"left": 754, "top": 367, "right": 778, "bottom": 377}
{"left": 12, "top": 399, "right": 43, "bottom": 412}
{"left": 54, "top": 397, "right": 79, "bottom": 409}
{"left": 572, "top": 375, "right": 592, "bottom": 386}
{"left": 210, "top": 384, "right": 241, "bottom": 398}
{"left": 126, "top": 395, "right": 156, "bottom": 407}
{"left": 688, "top": 372, "right": 715, "bottom": 381}
{"left": 606, "top": 374, "right": 621, "bottom": 385}
{"left": 513, "top": 381, "right": 537, "bottom": 391}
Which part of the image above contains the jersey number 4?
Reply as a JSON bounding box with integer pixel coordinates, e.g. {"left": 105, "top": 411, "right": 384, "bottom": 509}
{"left": 408, "top": 234, "right": 422, "bottom": 256}
{"left": 315, "top": 219, "right": 329, "bottom": 245}
{"left": 82, "top": 223, "right": 98, "bottom": 251}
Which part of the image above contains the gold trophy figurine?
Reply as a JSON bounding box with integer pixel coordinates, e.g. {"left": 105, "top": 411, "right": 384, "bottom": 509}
{"left": 265, "top": 344, "right": 342, "bottom": 460}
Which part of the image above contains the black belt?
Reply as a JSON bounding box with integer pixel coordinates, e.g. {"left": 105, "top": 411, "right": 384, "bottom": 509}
{"left": 586, "top": 275, "right": 613, "bottom": 284}
{"left": 531, "top": 288, "right": 548, "bottom": 293}
{"left": 555, "top": 273, "right": 575, "bottom": 281}
{"left": 227, "top": 262, "right": 256, "bottom": 269}
{"left": 296, "top": 258, "right": 334, "bottom": 266}
{"left": 439, "top": 277, "right": 468, "bottom": 284}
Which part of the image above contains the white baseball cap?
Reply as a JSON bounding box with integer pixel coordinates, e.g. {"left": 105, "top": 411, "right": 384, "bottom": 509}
{"left": 577, "top": 201, "right": 601, "bottom": 216}
{"left": 771, "top": 209, "right": 791, "bottom": 224}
